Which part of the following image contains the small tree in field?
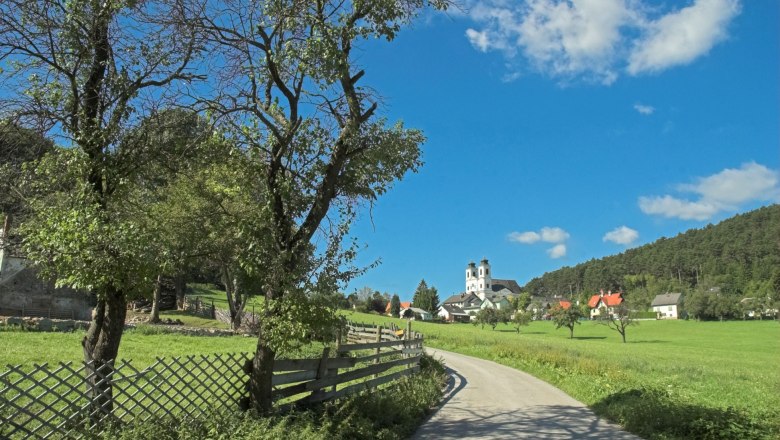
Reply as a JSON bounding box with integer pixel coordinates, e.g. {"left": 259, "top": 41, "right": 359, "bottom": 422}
{"left": 475, "top": 307, "right": 499, "bottom": 330}
{"left": 599, "top": 303, "right": 637, "bottom": 343}
{"left": 551, "top": 304, "right": 583, "bottom": 339}
{"left": 512, "top": 310, "right": 532, "bottom": 334}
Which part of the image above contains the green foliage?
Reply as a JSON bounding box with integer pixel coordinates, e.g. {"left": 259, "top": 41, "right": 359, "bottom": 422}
{"left": 390, "top": 294, "right": 401, "bottom": 318}
{"left": 550, "top": 304, "right": 583, "bottom": 339}
{"left": 474, "top": 307, "right": 500, "bottom": 330}
{"left": 524, "top": 205, "right": 780, "bottom": 311}
{"left": 511, "top": 310, "right": 532, "bottom": 333}
{"left": 411, "top": 280, "right": 440, "bottom": 314}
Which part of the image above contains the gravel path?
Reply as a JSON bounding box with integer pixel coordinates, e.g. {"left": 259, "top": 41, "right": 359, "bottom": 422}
{"left": 411, "top": 348, "right": 640, "bottom": 439}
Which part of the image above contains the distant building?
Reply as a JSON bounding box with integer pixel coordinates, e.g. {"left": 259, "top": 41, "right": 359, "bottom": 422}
{"left": 440, "top": 259, "right": 520, "bottom": 321}
{"left": 385, "top": 301, "right": 411, "bottom": 316}
{"left": 588, "top": 290, "right": 624, "bottom": 319}
{"left": 651, "top": 293, "right": 683, "bottom": 319}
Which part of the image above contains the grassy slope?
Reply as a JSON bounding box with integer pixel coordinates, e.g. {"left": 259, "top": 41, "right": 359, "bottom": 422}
{"left": 341, "top": 311, "right": 780, "bottom": 438}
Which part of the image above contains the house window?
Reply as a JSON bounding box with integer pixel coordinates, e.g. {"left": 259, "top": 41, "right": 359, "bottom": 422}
{"left": 668, "top": 306, "right": 673, "bottom": 311}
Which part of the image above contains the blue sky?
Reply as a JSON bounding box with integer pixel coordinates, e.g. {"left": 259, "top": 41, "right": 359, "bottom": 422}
{"left": 344, "top": 0, "right": 779, "bottom": 301}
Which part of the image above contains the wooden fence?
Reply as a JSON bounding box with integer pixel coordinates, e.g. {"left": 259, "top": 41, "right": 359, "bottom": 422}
{"left": 0, "top": 322, "right": 424, "bottom": 439}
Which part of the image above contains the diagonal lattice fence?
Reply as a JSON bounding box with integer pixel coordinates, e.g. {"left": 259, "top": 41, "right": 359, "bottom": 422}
{"left": 0, "top": 323, "right": 424, "bottom": 440}
{"left": 0, "top": 352, "right": 249, "bottom": 440}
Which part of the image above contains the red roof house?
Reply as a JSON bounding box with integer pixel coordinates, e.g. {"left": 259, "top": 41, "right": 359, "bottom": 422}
{"left": 385, "top": 301, "right": 411, "bottom": 315}
{"left": 588, "top": 290, "right": 623, "bottom": 318}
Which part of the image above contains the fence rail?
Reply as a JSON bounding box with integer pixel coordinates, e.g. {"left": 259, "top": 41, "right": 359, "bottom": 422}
{"left": 0, "top": 321, "right": 424, "bottom": 440}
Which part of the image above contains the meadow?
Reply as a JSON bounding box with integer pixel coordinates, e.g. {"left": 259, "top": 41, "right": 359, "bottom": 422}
{"left": 342, "top": 311, "right": 780, "bottom": 439}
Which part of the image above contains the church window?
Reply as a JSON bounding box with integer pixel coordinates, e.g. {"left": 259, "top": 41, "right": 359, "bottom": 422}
{"left": 479, "top": 283, "right": 482, "bottom": 289}
{"left": 486, "top": 269, "right": 489, "bottom": 275}
{"left": 479, "top": 269, "right": 482, "bottom": 275}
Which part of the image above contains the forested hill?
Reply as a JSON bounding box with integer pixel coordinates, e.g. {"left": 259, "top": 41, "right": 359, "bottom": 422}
{"left": 523, "top": 205, "right": 780, "bottom": 308}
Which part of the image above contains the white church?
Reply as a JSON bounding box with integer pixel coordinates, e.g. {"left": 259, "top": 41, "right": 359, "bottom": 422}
{"left": 439, "top": 259, "right": 521, "bottom": 322}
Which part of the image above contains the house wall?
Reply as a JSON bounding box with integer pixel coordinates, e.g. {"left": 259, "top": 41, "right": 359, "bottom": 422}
{"left": 652, "top": 304, "right": 679, "bottom": 319}
{"left": 0, "top": 260, "right": 94, "bottom": 320}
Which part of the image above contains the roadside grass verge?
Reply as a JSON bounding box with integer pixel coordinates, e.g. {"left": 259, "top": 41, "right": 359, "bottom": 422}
{"left": 342, "top": 311, "right": 780, "bottom": 439}
{"left": 80, "top": 354, "right": 446, "bottom": 440}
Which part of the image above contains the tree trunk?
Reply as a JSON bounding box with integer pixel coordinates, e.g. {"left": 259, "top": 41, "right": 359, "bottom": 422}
{"left": 175, "top": 274, "right": 186, "bottom": 310}
{"left": 149, "top": 274, "right": 162, "bottom": 323}
{"left": 249, "top": 333, "right": 276, "bottom": 413}
{"left": 82, "top": 287, "right": 127, "bottom": 423}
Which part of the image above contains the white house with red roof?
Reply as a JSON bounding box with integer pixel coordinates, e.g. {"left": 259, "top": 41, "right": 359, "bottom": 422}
{"left": 588, "top": 290, "right": 624, "bottom": 319}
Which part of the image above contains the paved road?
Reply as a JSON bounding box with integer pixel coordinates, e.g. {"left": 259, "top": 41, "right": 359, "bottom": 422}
{"left": 411, "top": 348, "right": 639, "bottom": 439}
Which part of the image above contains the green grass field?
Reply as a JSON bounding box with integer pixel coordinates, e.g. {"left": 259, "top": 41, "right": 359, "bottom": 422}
{"left": 187, "top": 283, "right": 264, "bottom": 312}
{"left": 341, "top": 311, "right": 780, "bottom": 439}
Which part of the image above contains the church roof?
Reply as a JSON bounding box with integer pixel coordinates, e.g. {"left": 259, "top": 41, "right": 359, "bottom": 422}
{"left": 491, "top": 279, "right": 521, "bottom": 294}
{"left": 443, "top": 292, "right": 482, "bottom": 307}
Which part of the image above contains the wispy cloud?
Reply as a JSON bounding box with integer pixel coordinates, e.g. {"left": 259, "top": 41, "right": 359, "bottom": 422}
{"left": 463, "top": 0, "right": 741, "bottom": 84}
{"left": 603, "top": 226, "right": 639, "bottom": 245}
{"left": 628, "top": 0, "right": 741, "bottom": 74}
{"left": 634, "top": 103, "right": 655, "bottom": 115}
{"left": 547, "top": 244, "right": 567, "bottom": 259}
{"left": 508, "top": 231, "right": 541, "bottom": 243}
{"left": 639, "top": 162, "right": 779, "bottom": 220}
{"left": 508, "top": 226, "right": 570, "bottom": 258}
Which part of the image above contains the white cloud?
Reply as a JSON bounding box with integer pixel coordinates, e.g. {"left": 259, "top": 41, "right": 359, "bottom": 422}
{"left": 547, "top": 244, "right": 567, "bottom": 258}
{"left": 465, "top": 28, "right": 491, "bottom": 52}
{"left": 628, "top": 0, "right": 741, "bottom": 74}
{"left": 508, "top": 226, "right": 569, "bottom": 244}
{"left": 634, "top": 103, "right": 655, "bottom": 115}
{"left": 462, "top": 0, "right": 741, "bottom": 83}
{"left": 603, "top": 226, "right": 639, "bottom": 245}
{"left": 540, "top": 226, "right": 570, "bottom": 243}
{"left": 508, "top": 231, "right": 541, "bottom": 243}
{"left": 639, "top": 162, "right": 779, "bottom": 220}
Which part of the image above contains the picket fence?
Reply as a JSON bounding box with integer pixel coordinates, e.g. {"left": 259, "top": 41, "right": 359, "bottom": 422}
{"left": 0, "top": 322, "right": 423, "bottom": 440}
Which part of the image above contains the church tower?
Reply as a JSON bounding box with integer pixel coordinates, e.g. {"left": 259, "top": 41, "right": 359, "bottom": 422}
{"left": 477, "top": 258, "right": 492, "bottom": 300}
{"left": 465, "top": 261, "right": 478, "bottom": 294}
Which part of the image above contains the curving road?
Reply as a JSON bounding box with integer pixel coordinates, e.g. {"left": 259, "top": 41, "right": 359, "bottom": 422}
{"left": 411, "top": 348, "right": 640, "bottom": 439}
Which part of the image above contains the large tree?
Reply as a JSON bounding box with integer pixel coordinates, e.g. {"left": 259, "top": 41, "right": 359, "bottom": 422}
{"left": 412, "top": 279, "right": 440, "bottom": 314}
{"left": 0, "top": 0, "right": 206, "bottom": 416}
{"left": 199, "top": 0, "right": 449, "bottom": 412}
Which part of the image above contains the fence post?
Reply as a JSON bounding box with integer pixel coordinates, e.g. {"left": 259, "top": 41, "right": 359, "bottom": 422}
{"left": 330, "top": 328, "right": 341, "bottom": 392}
{"left": 373, "top": 326, "right": 382, "bottom": 379}
{"left": 308, "top": 347, "right": 330, "bottom": 402}
{"left": 210, "top": 300, "right": 215, "bottom": 319}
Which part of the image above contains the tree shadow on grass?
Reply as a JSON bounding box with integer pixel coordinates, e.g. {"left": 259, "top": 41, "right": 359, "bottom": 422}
{"left": 573, "top": 336, "right": 606, "bottom": 340}
{"left": 592, "top": 387, "right": 769, "bottom": 440}
{"left": 628, "top": 340, "right": 667, "bottom": 344}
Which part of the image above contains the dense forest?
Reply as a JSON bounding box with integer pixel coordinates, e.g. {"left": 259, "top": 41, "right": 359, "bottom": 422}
{"left": 523, "top": 205, "right": 780, "bottom": 318}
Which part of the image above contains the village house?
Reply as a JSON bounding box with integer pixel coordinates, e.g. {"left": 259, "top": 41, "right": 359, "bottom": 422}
{"left": 588, "top": 289, "right": 624, "bottom": 319}
{"left": 439, "top": 259, "right": 520, "bottom": 322}
{"left": 526, "top": 297, "right": 572, "bottom": 319}
{"left": 384, "top": 301, "right": 411, "bottom": 316}
{"left": 651, "top": 293, "right": 683, "bottom": 319}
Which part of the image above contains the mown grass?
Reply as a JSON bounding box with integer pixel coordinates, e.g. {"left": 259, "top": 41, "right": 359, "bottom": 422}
{"left": 342, "top": 311, "right": 780, "bottom": 439}
{"left": 188, "top": 283, "right": 264, "bottom": 311}
{"left": 0, "top": 326, "right": 258, "bottom": 367}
